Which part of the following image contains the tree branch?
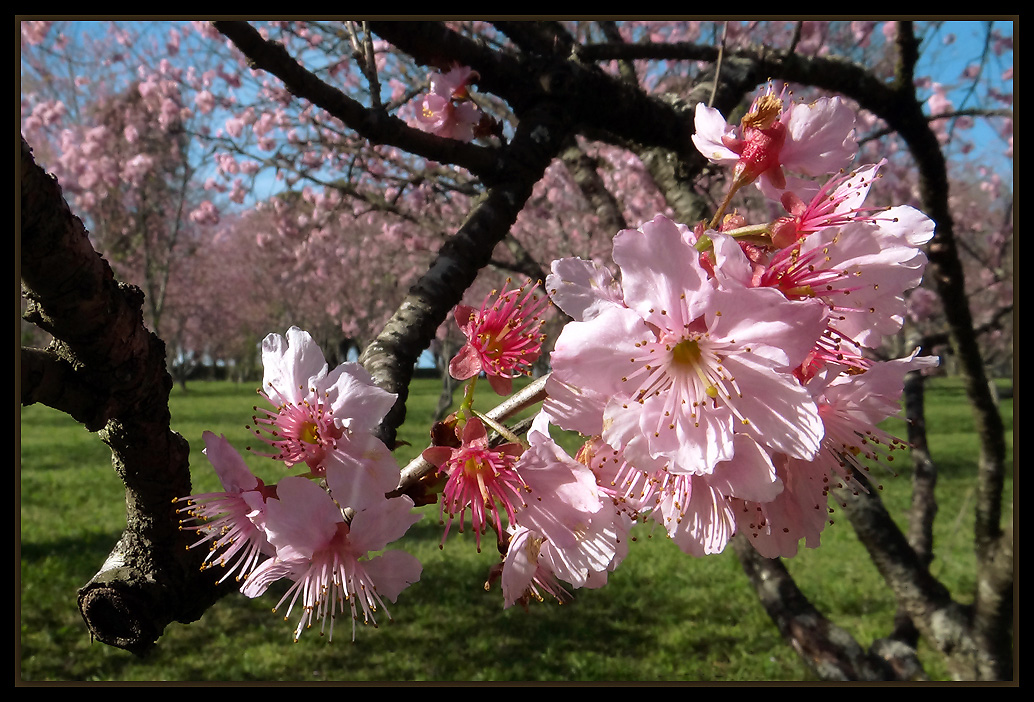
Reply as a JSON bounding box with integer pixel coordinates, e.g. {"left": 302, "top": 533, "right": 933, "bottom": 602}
{"left": 360, "top": 101, "right": 573, "bottom": 449}
{"left": 20, "top": 136, "right": 229, "bottom": 654}
{"left": 732, "top": 535, "right": 905, "bottom": 680}
{"left": 559, "top": 137, "right": 629, "bottom": 234}
{"left": 213, "top": 20, "right": 501, "bottom": 181}
{"left": 369, "top": 20, "right": 700, "bottom": 158}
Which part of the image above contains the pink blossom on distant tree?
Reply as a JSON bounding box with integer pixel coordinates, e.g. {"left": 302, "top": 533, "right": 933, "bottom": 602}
{"left": 412, "top": 65, "right": 484, "bottom": 142}
{"left": 20, "top": 20, "right": 53, "bottom": 45}
{"left": 189, "top": 200, "right": 219, "bottom": 225}
{"left": 194, "top": 89, "right": 216, "bottom": 114}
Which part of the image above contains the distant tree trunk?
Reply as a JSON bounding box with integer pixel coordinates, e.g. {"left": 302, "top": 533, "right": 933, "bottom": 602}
{"left": 891, "top": 368, "right": 938, "bottom": 646}
{"left": 433, "top": 337, "right": 458, "bottom": 423}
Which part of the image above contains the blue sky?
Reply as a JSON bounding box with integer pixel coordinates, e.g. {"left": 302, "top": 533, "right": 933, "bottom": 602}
{"left": 23, "top": 19, "right": 1013, "bottom": 370}
{"left": 913, "top": 20, "right": 1014, "bottom": 176}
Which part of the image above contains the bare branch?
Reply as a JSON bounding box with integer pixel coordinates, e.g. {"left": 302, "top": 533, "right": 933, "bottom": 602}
{"left": 213, "top": 20, "right": 501, "bottom": 180}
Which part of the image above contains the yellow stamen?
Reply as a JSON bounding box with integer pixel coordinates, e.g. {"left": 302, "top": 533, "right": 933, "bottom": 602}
{"left": 742, "top": 94, "right": 783, "bottom": 131}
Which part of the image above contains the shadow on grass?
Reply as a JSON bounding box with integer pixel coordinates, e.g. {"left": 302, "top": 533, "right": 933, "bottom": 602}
{"left": 20, "top": 528, "right": 122, "bottom": 574}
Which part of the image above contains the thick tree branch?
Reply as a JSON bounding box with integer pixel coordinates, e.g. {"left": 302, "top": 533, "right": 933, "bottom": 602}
{"left": 213, "top": 20, "right": 501, "bottom": 181}
{"left": 360, "top": 102, "right": 573, "bottom": 449}
{"left": 20, "top": 346, "right": 112, "bottom": 431}
{"left": 368, "top": 20, "right": 699, "bottom": 158}
{"left": 890, "top": 369, "right": 938, "bottom": 647}
{"left": 889, "top": 25, "right": 1011, "bottom": 680}
{"left": 491, "top": 20, "right": 575, "bottom": 56}
{"left": 733, "top": 535, "right": 906, "bottom": 681}
{"left": 20, "top": 136, "right": 229, "bottom": 654}
{"left": 559, "top": 137, "right": 629, "bottom": 234}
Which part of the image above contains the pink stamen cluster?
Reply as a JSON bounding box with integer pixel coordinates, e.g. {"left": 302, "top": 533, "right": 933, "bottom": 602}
{"left": 249, "top": 382, "right": 342, "bottom": 472}
{"left": 176, "top": 483, "right": 273, "bottom": 584}
{"left": 771, "top": 162, "right": 889, "bottom": 248}
{"left": 422, "top": 417, "right": 526, "bottom": 553}
{"left": 449, "top": 279, "right": 551, "bottom": 395}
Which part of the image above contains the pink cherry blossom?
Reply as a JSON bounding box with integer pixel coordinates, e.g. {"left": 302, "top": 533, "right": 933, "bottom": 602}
{"left": 692, "top": 83, "right": 858, "bottom": 199}
{"left": 545, "top": 256, "right": 624, "bottom": 323}
{"left": 540, "top": 373, "right": 610, "bottom": 438}
{"left": 435, "top": 65, "right": 480, "bottom": 101}
{"left": 412, "top": 65, "right": 484, "bottom": 142}
{"left": 499, "top": 526, "right": 573, "bottom": 608}
{"left": 421, "top": 416, "right": 526, "bottom": 552}
{"left": 698, "top": 165, "right": 934, "bottom": 371}
{"left": 250, "top": 327, "right": 400, "bottom": 511}
{"left": 499, "top": 516, "right": 627, "bottom": 610}
{"left": 736, "top": 351, "right": 939, "bottom": 558}
{"left": 175, "top": 432, "right": 276, "bottom": 584}
{"left": 549, "top": 215, "right": 829, "bottom": 477}
{"left": 753, "top": 203, "right": 934, "bottom": 352}
{"left": 579, "top": 432, "right": 781, "bottom": 558}
{"left": 194, "top": 89, "right": 216, "bottom": 114}
{"left": 770, "top": 161, "right": 887, "bottom": 248}
{"left": 734, "top": 451, "right": 832, "bottom": 558}
{"left": 189, "top": 200, "right": 219, "bottom": 226}
{"left": 449, "top": 279, "right": 550, "bottom": 395}
{"left": 241, "top": 476, "right": 422, "bottom": 642}
{"left": 505, "top": 413, "right": 626, "bottom": 586}
{"left": 813, "top": 352, "right": 940, "bottom": 472}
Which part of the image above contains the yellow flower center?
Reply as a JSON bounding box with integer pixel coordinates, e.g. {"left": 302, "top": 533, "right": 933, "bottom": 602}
{"left": 670, "top": 338, "right": 720, "bottom": 399}
{"left": 670, "top": 338, "right": 703, "bottom": 367}
{"left": 299, "top": 421, "right": 320, "bottom": 445}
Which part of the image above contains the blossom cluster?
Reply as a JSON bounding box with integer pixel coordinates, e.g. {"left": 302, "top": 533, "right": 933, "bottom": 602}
{"left": 540, "top": 86, "right": 938, "bottom": 561}
{"left": 421, "top": 83, "right": 937, "bottom": 610}
{"left": 179, "top": 82, "right": 939, "bottom": 626}
{"left": 175, "top": 327, "right": 421, "bottom": 642}
{"left": 422, "top": 280, "right": 630, "bottom": 607}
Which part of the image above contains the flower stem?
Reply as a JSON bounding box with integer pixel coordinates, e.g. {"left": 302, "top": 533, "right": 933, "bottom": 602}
{"left": 457, "top": 376, "right": 479, "bottom": 426}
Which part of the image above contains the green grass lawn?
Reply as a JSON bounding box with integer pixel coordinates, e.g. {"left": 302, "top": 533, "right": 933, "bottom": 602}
{"left": 18, "top": 374, "right": 1013, "bottom": 682}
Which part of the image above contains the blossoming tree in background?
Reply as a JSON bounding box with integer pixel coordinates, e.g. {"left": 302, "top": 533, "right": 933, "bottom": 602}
{"left": 20, "top": 20, "right": 1012, "bottom": 680}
